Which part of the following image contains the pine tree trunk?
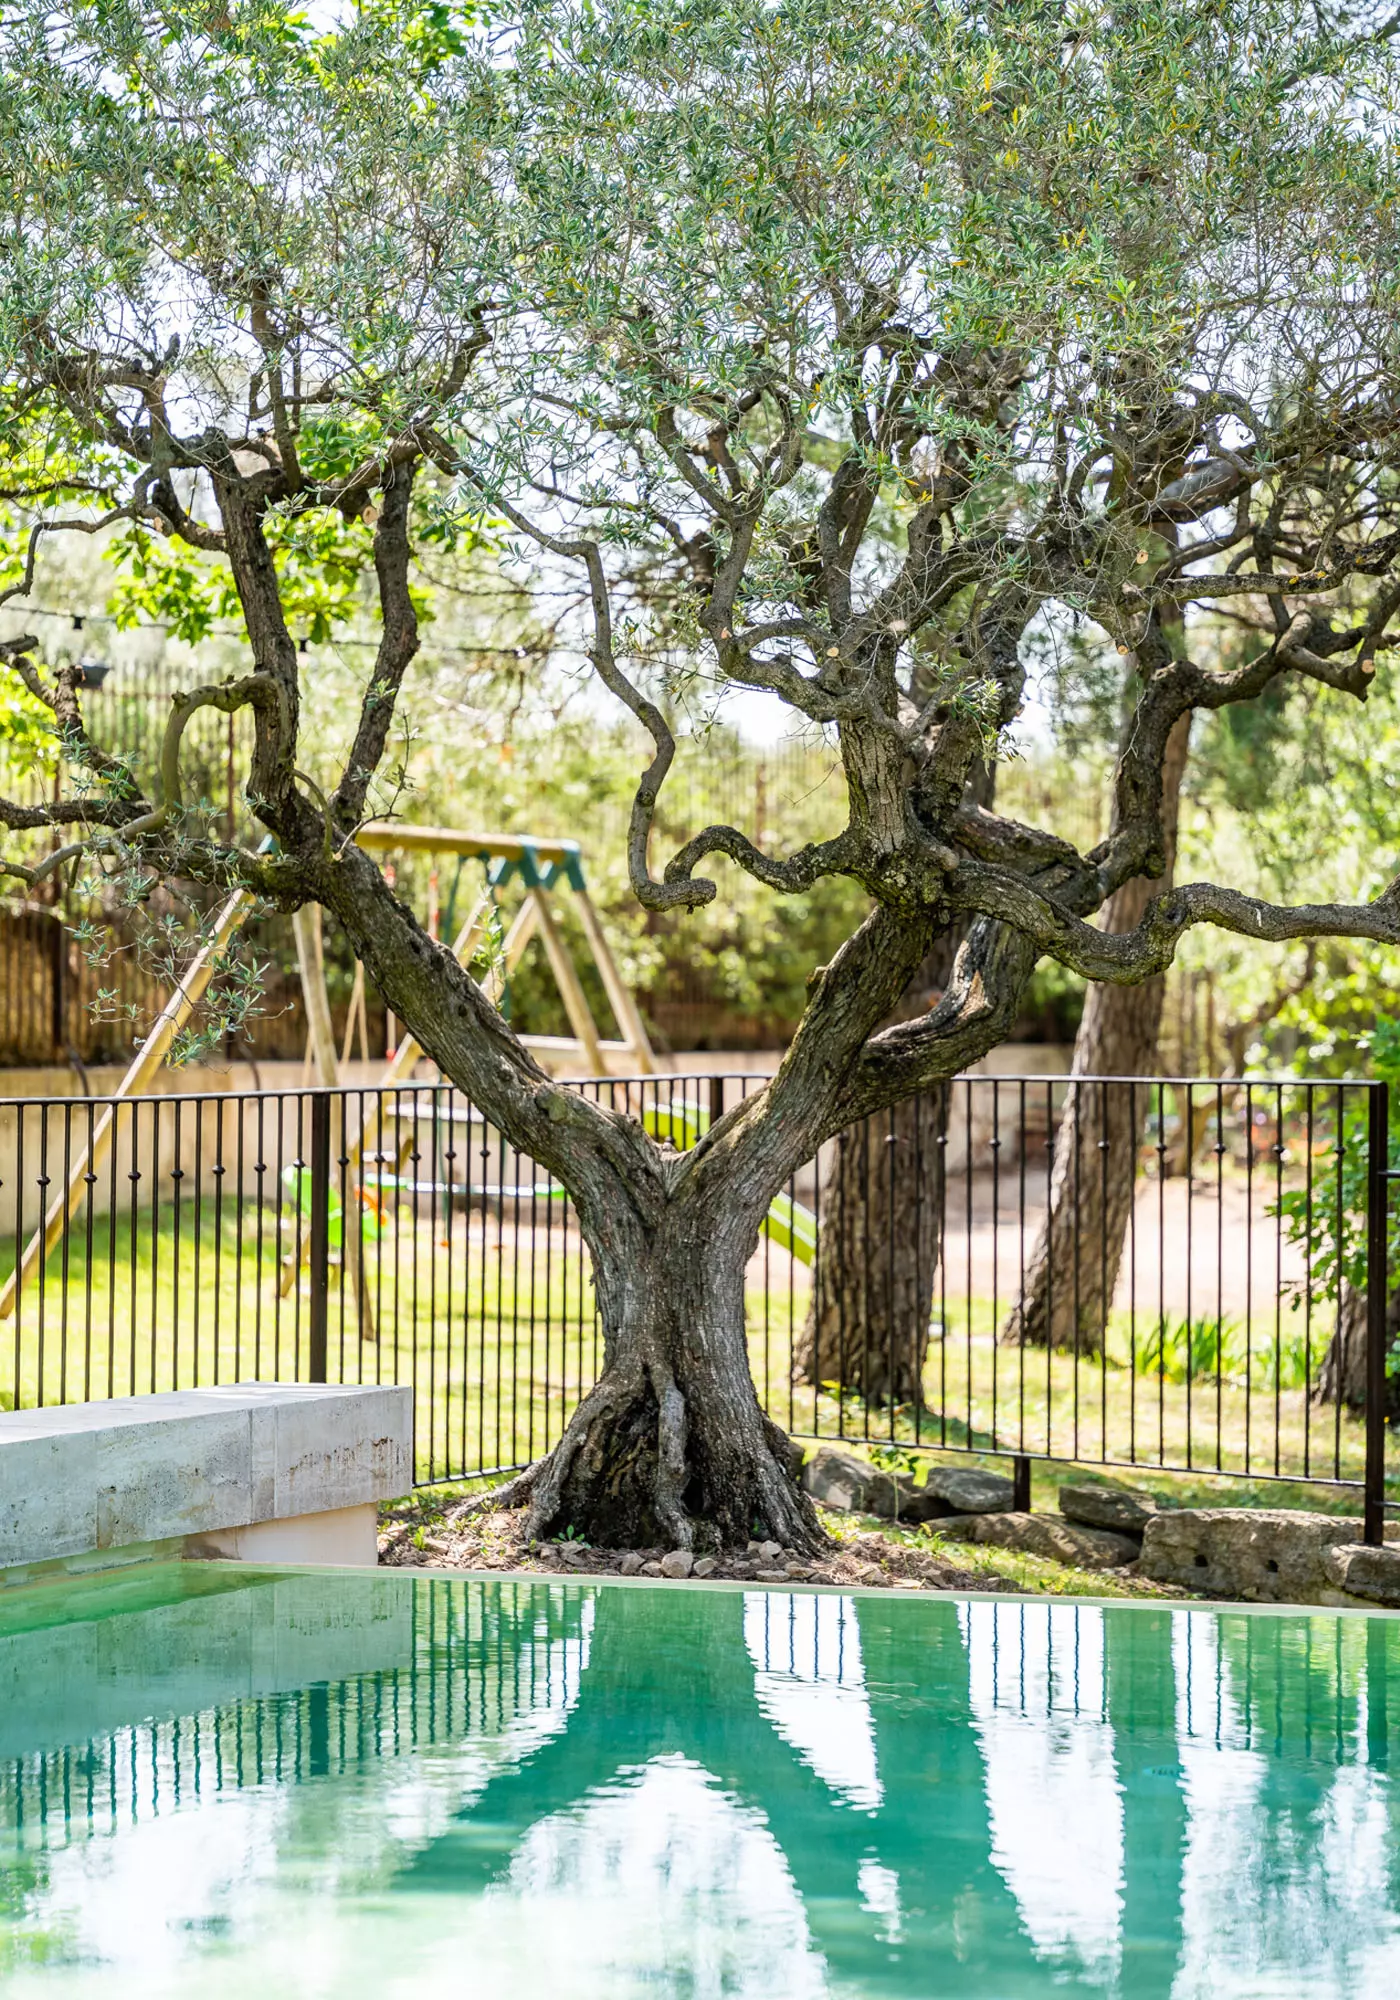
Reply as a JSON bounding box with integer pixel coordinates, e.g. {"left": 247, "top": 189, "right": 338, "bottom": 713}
{"left": 794, "top": 931, "right": 961, "bottom": 1406}
{"left": 1314, "top": 1280, "right": 1400, "bottom": 1416}
{"left": 795, "top": 1087, "right": 948, "bottom": 1406}
{"left": 1003, "top": 713, "right": 1191, "bottom": 1354}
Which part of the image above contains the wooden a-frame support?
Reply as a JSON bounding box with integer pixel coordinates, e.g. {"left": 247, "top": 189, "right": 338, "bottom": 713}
{"left": 1, "top": 824, "right": 653, "bottom": 1323}
{"left": 0, "top": 883, "right": 254, "bottom": 1322}
{"left": 353, "top": 823, "right": 655, "bottom": 1081}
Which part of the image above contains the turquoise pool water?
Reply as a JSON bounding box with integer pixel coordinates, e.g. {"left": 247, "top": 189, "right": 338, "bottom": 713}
{"left": 1, "top": 1567, "right": 1398, "bottom": 1997}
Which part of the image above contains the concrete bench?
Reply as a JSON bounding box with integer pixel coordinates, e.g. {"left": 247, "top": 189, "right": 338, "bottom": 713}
{"left": 0, "top": 1382, "right": 412, "bottom": 1586}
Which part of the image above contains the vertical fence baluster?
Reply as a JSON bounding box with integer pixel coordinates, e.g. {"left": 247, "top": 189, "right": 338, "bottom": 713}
{"left": 1365, "top": 1080, "right": 1390, "bottom": 1547}
{"left": 307, "top": 1091, "right": 331, "bottom": 1384}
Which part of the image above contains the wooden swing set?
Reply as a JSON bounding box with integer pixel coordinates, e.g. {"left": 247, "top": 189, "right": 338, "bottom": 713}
{"left": 0, "top": 824, "right": 653, "bottom": 1323}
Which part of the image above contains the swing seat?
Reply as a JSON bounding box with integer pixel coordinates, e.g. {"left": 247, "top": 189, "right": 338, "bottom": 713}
{"left": 280, "top": 1164, "right": 386, "bottom": 1251}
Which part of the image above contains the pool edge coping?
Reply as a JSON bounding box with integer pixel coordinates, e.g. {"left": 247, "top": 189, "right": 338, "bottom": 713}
{"left": 176, "top": 1558, "right": 1400, "bottom": 1620}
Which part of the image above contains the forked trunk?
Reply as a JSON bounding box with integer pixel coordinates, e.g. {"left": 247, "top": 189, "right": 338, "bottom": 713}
{"left": 521, "top": 1202, "right": 823, "bottom": 1554}
{"left": 317, "top": 839, "right": 826, "bottom": 1556}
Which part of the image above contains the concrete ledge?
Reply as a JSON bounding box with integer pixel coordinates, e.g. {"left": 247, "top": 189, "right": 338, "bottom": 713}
{"left": 0, "top": 1383, "right": 411, "bottom": 1577}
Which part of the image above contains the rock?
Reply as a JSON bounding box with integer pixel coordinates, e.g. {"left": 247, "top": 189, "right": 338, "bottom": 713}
{"left": 729, "top": 1560, "right": 755, "bottom": 1579}
{"left": 946, "top": 1512, "right": 1139, "bottom": 1570}
{"left": 1138, "top": 1508, "right": 1361, "bottom": 1601}
{"left": 920, "top": 1466, "right": 1017, "bottom": 1517}
{"left": 561, "top": 1543, "right": 589, "bottom": 1566}
{"left": 758, "top": 1539, "right": 784, "bottom": 1561}
{"left": 785, "top": 1564, "right": 813, "bottom": 1580}
{"left": 746, "top": 1540, "right": 763, "bottom": 1554}
{"left": 801, "top": 1445, "right": 1016, "bottom": 1522}
{"left": 1322, "top": 1542, "right": 1400, "bottom": 1605}
{"left": 801, "top": 1447, "right": 904, "bottom": 1519}
{"left": 639, "top": 1560, "right": 663, "bottom": 1577}
{"left": 1059, "top": 1483, "right": 1157, "bottom": 1536}
{"left": 617, "top": 1552, "right": 644, "bottom": 1577}
{"left": 754, "top": 1568, "right": 790, "bottom": 1583}
{"left": 692, "top": 1556, "right": 718, "bottom": 1579}
{"left": 660, "top": 1550, "right": 694, "bottom": 1579}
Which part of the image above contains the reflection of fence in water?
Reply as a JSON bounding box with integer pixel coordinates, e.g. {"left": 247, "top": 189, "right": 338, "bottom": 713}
{"left": 0, "top": 1577, "right": 590, "bottom": 1846}
{"left": 0, "top": 1071, "right": 1389, "bottom": 1506}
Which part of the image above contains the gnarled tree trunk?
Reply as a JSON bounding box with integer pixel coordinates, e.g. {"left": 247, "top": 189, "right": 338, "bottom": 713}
{"left": 1003, "top": 712, "right": 1191, "bottom": 1354}
{"left": 519, "top": 1191, "right": 818, "bottom": 1552}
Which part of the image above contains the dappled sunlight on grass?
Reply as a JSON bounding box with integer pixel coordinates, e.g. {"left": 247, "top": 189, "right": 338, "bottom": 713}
{"left": 747, "top": 1267, "right": 1375, "bottom": 1495}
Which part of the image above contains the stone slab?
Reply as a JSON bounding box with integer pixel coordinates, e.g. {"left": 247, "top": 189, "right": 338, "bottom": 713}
{"left": 801, "top": 1446, "right": 1015, "bottom": 1523}
{"left": 0, "top": 1384, "right": 412, "bottom": 1572}
{"left": 802, "top": 1446, "right": 905, "bottom": 1520}
{"left": 923, "top": 1465, "right": 1017, "bottom": 1515}
{"left": 1323, "top": 1542, "right": 1400, "bottom": 1606}
{"left": 1139, "top": 1508, "right": 1360, "bottom": 1602}
{"left": 1059, "top": 1482, "right": 1157, "bottom": 1536}
{"left": 942, "top": 1511, "right": 1141, "bottom": 1570}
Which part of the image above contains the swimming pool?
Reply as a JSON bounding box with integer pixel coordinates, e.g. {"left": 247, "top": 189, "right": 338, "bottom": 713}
{"left": 1, "top": 1565, "right": 1397, "bottom": 1996}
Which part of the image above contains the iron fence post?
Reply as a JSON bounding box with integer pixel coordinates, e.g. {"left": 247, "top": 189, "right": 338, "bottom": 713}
{"left": 1364, "top": 1080, "right": 1389, "bottom": 1547}
{"left": 709, "top": 1074, "right": 725, "bottom": 1132}
{"left": 1012, "top": 1453, "right": 1032, "bottom": 1514}
{"left": 308, "top": 1092, "right": 331, "bottom": 1384}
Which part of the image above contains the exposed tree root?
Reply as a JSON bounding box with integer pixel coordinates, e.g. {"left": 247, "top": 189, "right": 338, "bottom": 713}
{"left": 446, "top": 1456, "right": 545, "bottom": 1521}
{"left": 495, "top": 1357, "right": 827, "bottom": 1555}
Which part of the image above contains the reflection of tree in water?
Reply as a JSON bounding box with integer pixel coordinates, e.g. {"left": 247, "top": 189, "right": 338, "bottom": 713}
{"left": 401, "top": 1586, "right": 1065, "bottom": 1993}
{"left": 5, "top": 1574, "right": 1400, "bottom": 1996}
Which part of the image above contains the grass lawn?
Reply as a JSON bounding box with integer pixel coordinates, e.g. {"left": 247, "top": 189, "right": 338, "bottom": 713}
{"left": 3, "top": 1206, "right": 1391, "bottom": 1511}
{"left": 752, "top": 1264, "right": 1386, "bottom": 1511}
{"left": 1, "top": 1205, "right": 602, "bottom": 1483}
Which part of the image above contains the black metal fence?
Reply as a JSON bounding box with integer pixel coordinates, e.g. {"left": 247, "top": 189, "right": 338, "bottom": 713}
{"left": 0, "top": 1072, "right": 1392, "bottom": 1536}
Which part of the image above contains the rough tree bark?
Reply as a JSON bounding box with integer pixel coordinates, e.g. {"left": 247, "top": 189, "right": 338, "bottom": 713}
{"left": 1002, "top": 712, "right": 1192, "bottom": 1354}
{"left": 1314, "top": 1281, "right": 1400, "bottom": 1417}
{"left": 317, "top": 845, "right": 976, "bottom": 1552}
{"left": 795, "top": 759, "right": 994, "bottom": 1407}
{"left": 794, "top": 934, "right": 958, "bottom": 1407}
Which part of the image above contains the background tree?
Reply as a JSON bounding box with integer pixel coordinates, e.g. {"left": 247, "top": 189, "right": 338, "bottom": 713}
{"left": 3, "top": 0, "right": 1400, "bottom": 1551}
{"left": 1001, "top": 707, "right": 1191, "bottom": 1354}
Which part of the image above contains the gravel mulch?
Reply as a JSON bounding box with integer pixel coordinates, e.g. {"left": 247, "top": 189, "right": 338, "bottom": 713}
{"left": 377, "top": 1505, "right": 1017, "bottom": 1591}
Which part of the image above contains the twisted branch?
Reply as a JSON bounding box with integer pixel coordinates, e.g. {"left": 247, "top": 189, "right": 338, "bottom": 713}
{"left": 952, "top": 858, "right": 1400, "bottom": 983}
{"left": 11, "top": 675, "right": 284, "bottom": 890}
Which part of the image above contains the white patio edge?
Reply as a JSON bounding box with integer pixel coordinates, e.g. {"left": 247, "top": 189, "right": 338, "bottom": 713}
{"left": 0, "top": 1382, "right": 412, "bottom": 1584}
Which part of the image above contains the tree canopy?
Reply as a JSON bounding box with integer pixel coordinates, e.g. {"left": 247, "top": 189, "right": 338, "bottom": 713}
{"left": 6, "top": 1, "right": 1399, "bottom": 1045}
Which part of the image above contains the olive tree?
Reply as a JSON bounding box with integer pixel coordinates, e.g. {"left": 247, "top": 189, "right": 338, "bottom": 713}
{"left": 4, "top": 0, "right": 1400, "bottom": 1550}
